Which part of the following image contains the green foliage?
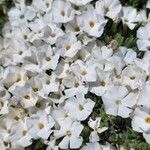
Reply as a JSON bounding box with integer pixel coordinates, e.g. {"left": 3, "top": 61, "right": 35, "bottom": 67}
{"left": 120, "top": 0, "right": 147, "bottom": 10}
{"left": 86, "top": 92, "right": 150, "bottom": 150}
{"left": 25, "top": 139, "right": 47, "bottom": 150}
{"left": 0, "top": 0, "right": 14, "bottom": 36}
{"left": 100, "top": 20, "right": 139, "bottom": 50}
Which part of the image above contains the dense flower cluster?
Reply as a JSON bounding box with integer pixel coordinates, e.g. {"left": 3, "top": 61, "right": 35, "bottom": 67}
{"left": 0, "top": 0, "right": 150, "bottom": 149}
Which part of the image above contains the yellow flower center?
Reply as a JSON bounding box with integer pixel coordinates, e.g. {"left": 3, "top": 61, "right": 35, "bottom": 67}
{"left": 14, "top": 116, "right": 20, "bottom": 121}
{"left": 65, "top": 45, "right": 71, "bottom": 51}
{"left": 24, "top": 35, "right": 28, "bottom": 40}
{"left": 65, "top": 113, "right": 69, "bottom": 118}
{"left": 60, "top": 10, "right": 65, "bottom": 16}
{"left": 75, "top": 26, "right": 80, "bottom": 32}
{"left": 145, "top": 117, "right": 150, "bottom": 124}
{"left": 130, "top": 76, "right": 136, "bottom": 80}
{"left": 115, "top": 100, "right": 122, "bottom": 105}
{"left": 79, "top": 104, "right": 84, "bottom": 111}
{"left": 32, "top": 87, "right": 39, "bottom": 92}
{"left": 66, "top": 130, "right": 72, "bottom": 137}
{"left": 81, "top": 70, "right": 87, "bottom": 76}
{"left": 36, "top": 102, "right": 42, "bottom": 108}
{"left": 74, "top": 5, "right": 80, "bottom": 11}
{"left": 100, "top": 81, "right": 106, "bottom": 87}
{"left": 16, "top": 74, "right": 21, "bottom": 82}
{"left": 45, "top": 57, "right": 51, "bottom": 62}
{"left": 24, "top": 95, "right": 30, "bottom": 100}
{"left": 46, "top": 2, "right": 49, "bottom": 8}
{"left": 46, "top": 79, "right": 51, "bottom": 85}
{"left": 89, "top": 21, "right": 95, "bottom": 28}
{"left": 18, "top": 51, "right": 23, "bottom": 55}
{"left": 0, "top": 101, "right": 4, "bottom": 108}
{"left": 38, "top": 123, "right": 44, "bottom": 130}
{"left": 75, "top": 82, "right": 80, "bottom": 88}
{"left": 22, "top": 130, "right": 27, "bottom": 136}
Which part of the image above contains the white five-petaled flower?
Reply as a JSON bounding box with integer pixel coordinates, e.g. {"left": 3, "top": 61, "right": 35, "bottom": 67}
{"left": 102, "top": 86, "right": 138, "bottom": 118}
{"left": 54, "top": 120, "right": 83, "bottom": 149}
{"left": 121, "top": 6, "right": 138, "bottom": 30}
{"left": 96, "top": 0, "right": 122, "bottom": 21}
{"left": 88, "top": 117, "right": 108, "bottom": 142}
{"left": 64, "top": 94, "right": 95, "bottom": 121}
{"left": 66, "top": 0, "right": 94, "bottom": 6}
{"left": 56, "top": 32, "right": 81, "bottom": 58}
{"left": 51, "top": 0, "right": 75, "bottom": 23}
{"left": 26, "top": 110, "right": 55, "bottom": 139}
{"left": 137, "top": 23, "right": 150, "bottom": 51}
{"left": 77, "top": 6, "right": 107, "bottom": 37}
{"left": 132, "top": 108, "right": 150, "bottom": 144}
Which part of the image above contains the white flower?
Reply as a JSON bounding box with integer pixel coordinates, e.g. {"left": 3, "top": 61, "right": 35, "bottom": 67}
{"left": 88, "top": 117, "right": 108, "bottom": 142}
{"left": 39, "top": 73, "right": 59, "bottom": 98}
{"left": 64, "top": 94, "right": 95, "bottom": 121}
{"left": 32, "top": 0, "right": 53, "bottom": 12}
{"left": 102, "top": 86, "right": 137, "bottom": 118}
{"left": 8, "top": 26, "right": 34, "bottom": 44}
{"left": 42, "top": 24, "right": 64, "bottom": 45}
{"left": 56, "top": 32, "right": 81, "bottom": 58}
{"left": 27, "top": 76, "right": 43, "bottom": 96}
{"left": 8, "top": 2, "right": 36, "bottom": 26}
{"left": 90, "top": 69, "right": 112, "bottom": 96}
{"left": 6, "top": 107, "right": 27, "bottom": 123}
{"left": 122, "top": 65, "right": 146, "bottom": 89}
{"left": 62, "top": 74, "right": 88, "bottom": 97}
{"left": 0, "top": 138, "right": 9, "bottom": 150}
{"left": 27, "top": 98, "right": 49, "bottom": 115}
{"left": 0, "top": 86, "right": 10, "bottom": 114}
{"left": 135, "top": 10, "right": 148, "bottom": 23}
{"left": 78, "top": 34, "right": 96, "bottom": 45}
{"left": 147, "top": 0, "right": 150, "bottom": 9}
{"left": 12, "top": 84, "right": 39, "bottom": 108}
{"left": 23, "top": 50, "right": 42, "bottom": 73}
{"left": 81, "top": 142, "right": 113, "bottom": 150}
{"left": 135, "top": 52, "right": 150, "bottom": 75}
{"left": 71, "top": 60, "right": 97, "bottom": 82}
{"left": 121, "top": 7, "right": 137, "bottom": 30}
{"left": 132, "top": 107, "right": 150, "bottom": 143}
{"left": 137, "top": 82, "right": 150, "bottom": 108}
{"left": 143, "top": 132, "right": 150, "bottom": 144}
{"left": 5, "top": 40, "right": 32, "bottom": 64}
{"left": 9, "top": 121, "right": 32, "bottom": 147}
{"left": 65, "top": 18, "right": 82, "bottom": 35}
{"left": 0, "top": 117, "right": 13, "bottom": 143}
{"left": 52, "top": 106, "right": 73, "bottom": 126}
{"left": 26, "top": 110, "right": 55, "bottom": 139}
{"left": 108, "top": 55, "right": 125, "bottom": 74}
{"left": 77, "top": 7, "right": 107, "bottom": 37}
{"left": 81, "top": 142, "right": 101, "bottom": 150}
{"left": 54, "top": 60, "right": 70, "bottom": 79}
{"left": 66, "top": 0, "right": 93, "bottom": 6}
{"left": 37, "top": 45, "right": 60, "bottom": 70}
{"left": 54, "top": 120, "right": 83, "bottom": 149}
{"left": 48, "top": 86, "right": 66, "bottom": 104}
{"left": 137, "top": 23, "right": 150, "bottom": 51}
{"left": 2, "top": 66, "right": 27, "bottom": 93}
{"left": 117, "top": 47, "right": 137, "bottom": 65}
{"left": 51, "top": 0, "right": 74, "bottom": 23}
{"left": 2, "top": 0, "right": 150, "bottom": 147}
{"left": 96, "top": 0, "right": 122, "bottom": 21}
{"left": 91, "top": 46, "right": 113, "bottom": 71}
{"left": 45, "top": 137, "right": 59, "bottom": 150}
